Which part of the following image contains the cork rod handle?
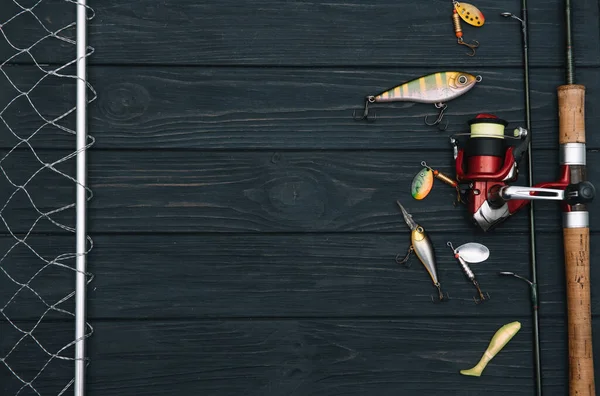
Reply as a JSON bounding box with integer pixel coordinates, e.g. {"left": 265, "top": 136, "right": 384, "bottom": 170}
{"left": 558, "top": 85, "right": 586, "bottom": 145}
{"left": 564, "top": 227, "right": 595, "bottom": 395}
{"left": 558, "top": 83, "right": 595, "bottom": 396}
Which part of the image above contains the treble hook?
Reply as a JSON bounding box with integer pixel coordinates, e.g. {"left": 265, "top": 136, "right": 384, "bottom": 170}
{"left": 432, "top": 282, "right": 450, "bottom": 303}
{"left": 449, "top": 241, "right": 489, "bottom": 304}
{"left": 424, "top": 103, "right": 449, "bottom": 130}
{"left": 395, "top": 245, "right": 414, "bottom": 267}
{"left": 353, "top": 96, "right": 376, "bottom": 122}
{"left": 457, "top": 37, "right": 480, "bottom": 56}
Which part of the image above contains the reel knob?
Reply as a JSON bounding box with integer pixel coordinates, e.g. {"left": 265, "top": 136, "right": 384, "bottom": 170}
{"left": 565, "top": 181, "right": 596, "bottom": 205}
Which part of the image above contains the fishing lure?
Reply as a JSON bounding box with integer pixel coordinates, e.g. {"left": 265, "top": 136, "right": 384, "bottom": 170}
{"left": 447, "top": 241, "right": 490, "bottom": 303}
{"left": 454, "top": 1, "right": 485, "bottom": 26}
{"left": 460, "top": 321, "right": 521, "bottom": 376}
{"left": 452, "top": 1, "right": 484, "bottom": 56}
{"left": 411, "top": 167, "right": 434, "bottom": 200}
{"left": 411, "top": 161, "right": 462, "bottom": 203}
{"left": 395, "top": 200, "right": 448, "bottom": 302}
{"left": 353, "top": 71, "right": 482, "bottom": 129}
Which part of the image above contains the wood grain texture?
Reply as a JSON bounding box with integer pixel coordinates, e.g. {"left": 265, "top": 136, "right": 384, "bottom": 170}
{"left": 1, "top": 1, "right": 599, "bottom": 394}
{"left": 85, "top": 66, "right": 600, "bottom": 150}
{"left": 78, "top": 149, "right": 600, "bottom": 233}
{"left": 0, "top": 149, "right": 596, "bottom": 234}
{"left": 3, "top": 231, "right": 600, "bottom": 321}
{"left": 3, "top": 317, "right": 596, "bottom": 395}
{"left": 1, "top": 317, "right": 545, "bottom": 396}
{"left": 3, "top": 66, "right": 600, "bottom": 150}
{"left": 7, "top": 0, "right": 598, "bottom": 67}
{"left": 0, "top": 232, "right": 532, "bottom": 321}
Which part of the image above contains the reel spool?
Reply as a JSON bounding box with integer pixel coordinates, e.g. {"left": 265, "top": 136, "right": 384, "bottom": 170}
{"left": 453, "top": 113, "right": 529, "bottom": 231}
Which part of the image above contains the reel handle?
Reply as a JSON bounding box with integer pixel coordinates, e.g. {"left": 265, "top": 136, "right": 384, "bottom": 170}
{"left": 499, "top": 183, "right": 594, "bottom": 204}
{"left": 499, "top": 186, "right": 565, "bottom": 201}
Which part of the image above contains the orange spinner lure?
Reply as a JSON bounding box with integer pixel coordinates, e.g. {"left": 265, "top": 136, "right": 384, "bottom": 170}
{"left": 411, "top": 161, "right": 462, "bottom": 204}
{"left": 452, "top": 1, "right": 484, "bottom": 56}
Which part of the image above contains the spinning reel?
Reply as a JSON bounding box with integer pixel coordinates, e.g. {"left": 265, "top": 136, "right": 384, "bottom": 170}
{"left": 451, "top": 113, "right": 595, "bottom": 231}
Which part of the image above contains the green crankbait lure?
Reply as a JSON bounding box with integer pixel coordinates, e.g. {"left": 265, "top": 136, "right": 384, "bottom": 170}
{"left": 460, "top": 321, "right": 521, "bottom": 376}
{"left": 353, "top": 71, "right": 482, "bottom": 128}
{"left": 395, "top": 200, "right": 448, "bottom": 302}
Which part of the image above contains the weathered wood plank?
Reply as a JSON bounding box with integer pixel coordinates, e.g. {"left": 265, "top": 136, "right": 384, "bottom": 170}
{"left": 2, "top": 232, "right": 598, "bottom": 321}
{"left": 0, "top": 149, "right": 521, "bottom": 234}
{"left": 2, "top": 317, "right": 547, "bottom": 395}
{"left": 3, "top": 66, "right": 600, "bottom": 150}
{"left": 3, "top": 317, "right": 593, "bottom": 395}
{"left": 79, "top": 149, "right": 600, "bottom": 233}
{"left": 0, "top": 149, "right": 596, "bottom": 234}
{"left": 7, "top": 0, "right": 597, "bottom": 67}
{"left": 81, "top": 66, "right": 600, "bottom": 151}
{"left": 0, "top": 232, "right": 531, "bottom": 320}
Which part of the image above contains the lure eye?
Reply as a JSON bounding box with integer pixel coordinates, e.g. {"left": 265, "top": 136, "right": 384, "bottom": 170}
{"left": 458, "top": 75, "right": 468, "bottom": 85}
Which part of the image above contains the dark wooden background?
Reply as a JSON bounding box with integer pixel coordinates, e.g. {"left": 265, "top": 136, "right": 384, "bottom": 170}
{"left": 1, "top": 0, "right": 600, "bottom": 395}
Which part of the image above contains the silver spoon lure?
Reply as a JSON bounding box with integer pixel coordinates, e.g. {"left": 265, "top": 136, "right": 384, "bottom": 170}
{"left": 447, "top": 241, "right": 490, "bottom": 303}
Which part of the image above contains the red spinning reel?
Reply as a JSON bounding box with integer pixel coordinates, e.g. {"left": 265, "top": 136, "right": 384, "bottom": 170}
{"left": 451, "top": 113, "right": 595, "bottom": 231}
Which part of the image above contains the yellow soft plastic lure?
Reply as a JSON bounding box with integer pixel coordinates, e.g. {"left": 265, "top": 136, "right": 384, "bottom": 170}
{"left": 460, "top": 321, "right": 521, "bottom": 376}
{"left": 454, "top": 1, "right": 485, "bottom": 27}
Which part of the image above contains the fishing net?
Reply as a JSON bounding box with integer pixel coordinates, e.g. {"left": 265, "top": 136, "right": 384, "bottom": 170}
{"left": 0, "top": 1, "right": 95, "bottom": 394}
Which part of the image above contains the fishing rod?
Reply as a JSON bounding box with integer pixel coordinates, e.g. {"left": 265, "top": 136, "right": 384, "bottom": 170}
{"left": 558, "top": 0, "right": 596, "bottom": 393}
{"left": 441, "top": 1, "right": 596, "bottom": 393}
{"left": 499, "top": 3, "right": 543, "bottom": 395}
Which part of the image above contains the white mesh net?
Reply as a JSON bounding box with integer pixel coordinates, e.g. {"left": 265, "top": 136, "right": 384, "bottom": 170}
{"left": 0, "top": 1, "right": 95, "bottom": 394}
